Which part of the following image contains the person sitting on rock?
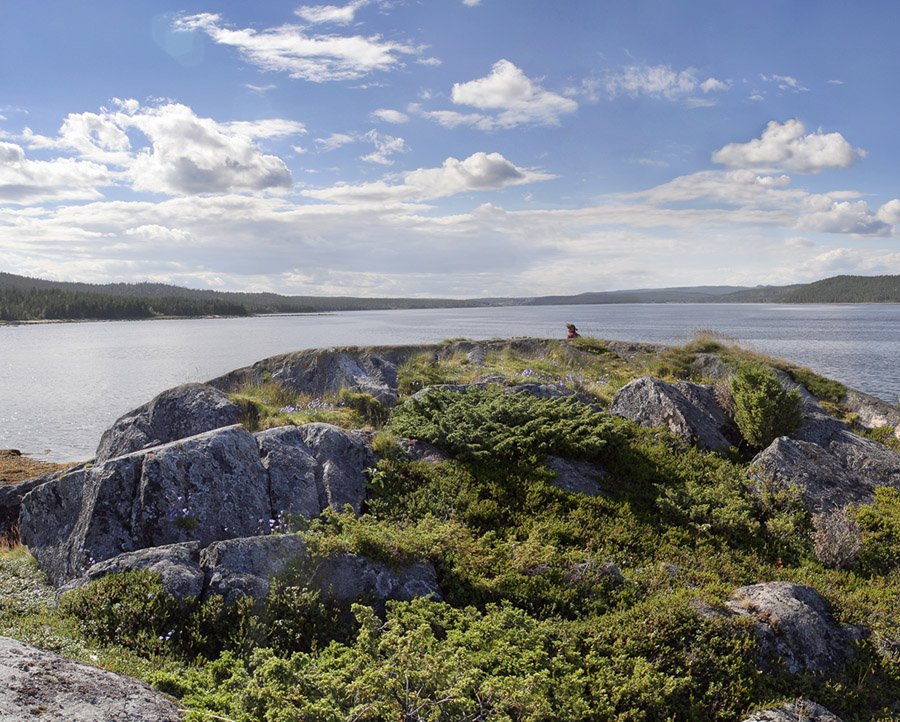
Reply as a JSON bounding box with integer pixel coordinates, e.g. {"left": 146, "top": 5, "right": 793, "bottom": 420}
{"left": 566, "top": 323, "right": 580, "bottom": 339}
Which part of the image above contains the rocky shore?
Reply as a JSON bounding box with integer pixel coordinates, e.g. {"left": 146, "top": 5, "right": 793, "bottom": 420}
{"left": 3, "top": 337, "right": 900, "bottom": 721}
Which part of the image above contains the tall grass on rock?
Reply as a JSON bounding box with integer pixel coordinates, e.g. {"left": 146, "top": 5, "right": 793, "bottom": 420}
{"left": 730, "top": 363, "right": 803, "bottom": 449}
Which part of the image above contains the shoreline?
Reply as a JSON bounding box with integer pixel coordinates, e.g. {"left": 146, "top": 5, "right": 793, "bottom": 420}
{"left": 0, "top": 450, "right": 72, "bottom": 487}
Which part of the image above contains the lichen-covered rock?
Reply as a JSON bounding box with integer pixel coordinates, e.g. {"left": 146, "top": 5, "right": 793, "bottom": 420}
{"left": 211, "top": 346, "right": 417, "bottom": 406}
{"left": 747, "top": 388, "right": 900, "bottom": 512}
{"left": 201, "top": 534, "right": 310, "bottom": 604}
{"left": 60, "top": 542, "right": 205, "bottom": 600}
{"left": 611, "top": 376, "right": 736, "bottom": 451}
{"left": 96, "top": 382, "right": 242, "bottom": 462}
{"left": 280, "top": 423, "right": 375, "bottom": 514}
{"left": 21, "top": 423, "right": 376, "bottom": 587}
{"left": 725, "top": 582, "right": 859, "bottom": 674}
{"left": 842, "top": 387, "right": 900, "bottom": 438}
{"left": 742, "top": 699, "right": 843, "bottom": 722}
{"left": 62, "top": 534, "right": 443, "bottom": 610}
{"left": 0, "top": 636, "right": 182, "bottom": 722}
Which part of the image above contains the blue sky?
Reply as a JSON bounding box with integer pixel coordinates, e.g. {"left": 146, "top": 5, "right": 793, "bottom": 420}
{"left": 2, "top": 0, "right": 899, "bottom": 297}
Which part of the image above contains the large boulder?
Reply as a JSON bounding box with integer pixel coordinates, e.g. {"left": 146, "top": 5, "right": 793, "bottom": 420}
{"left": 725, "top": 582, "right": 859, "bottom": 675}
{"left": 210, "top": 346, "right": 421, "bottom": 406}
{"left": 742, "top": 699, "right": 843, "bottom": 722}
{"left": 0, "top": 636, "right": 182, "bottom": 722}
{"left": 842, "top": 387, "right": 900, "bottom": 438}
{"left": 21, "top": 423, "right": 375, "bottom": 587}
{"left": 748, "top": 389, "right": 900, "bottom": 512}
{"left": 96, "top": 382, "right": 242, "bottom": 462}
{"left": 611, "top": 376, "right": 737, "bottom": 452}
{"left": 61, "top": 534, "right": 443, "bottom": 610}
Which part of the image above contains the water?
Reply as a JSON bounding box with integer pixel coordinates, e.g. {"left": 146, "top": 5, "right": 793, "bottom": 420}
{"left": 2, "top": 303, "right": 899, "bottom": 462}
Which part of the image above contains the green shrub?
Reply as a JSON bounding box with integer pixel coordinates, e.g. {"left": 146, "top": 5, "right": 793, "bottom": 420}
{"left": 855, "top": 487, "right": 900, "bottom": 575}
{"left": 730, "top": 364, "right": 802, "bottom": 449}
{"left": 338, "top": 388, "right": 389, "bottom": 427}
{"left": 58, "top": 570, "right": 258, "bottom": 659}
{"left": 785, "top": 366, "right": 846, "bottom": 404}
{"left": 388, "top": 385, "right": 614, "bottom": 466}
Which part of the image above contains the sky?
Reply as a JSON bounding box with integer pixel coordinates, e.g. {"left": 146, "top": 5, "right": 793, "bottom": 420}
{"left": 2, "top": 0, "right": 899, "bottom": 298}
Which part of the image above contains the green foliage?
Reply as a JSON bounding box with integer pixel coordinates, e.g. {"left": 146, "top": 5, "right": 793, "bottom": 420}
{"left": 8, "top": 339, "right": 900, "bottom": 721}
{"left": 389, "top": 385, "right": 612, "bottom": 466}
{"left": 785, "top": 366, "right": 846, "bottom": 404}
{"left": 730, "top": 363, "right": 803, "bottom": 449}
{"left": 854, "top": 487, "right": 900, "bottom": 576}
{"left": 337, "top": 388, "right": 389, "bottom": 427}
{"left": 0, "top": 286, "right": 248, "bottom": 321}
{"left": 396, "top": 352, "right": 468, "bottom": 396}
{"left": 58, "top": 570, "right": 258, "bottom": 659}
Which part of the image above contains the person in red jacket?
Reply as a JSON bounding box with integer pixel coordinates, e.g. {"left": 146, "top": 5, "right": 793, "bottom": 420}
{"left": 566, "top": 323, "right": 580, "bottom": 338}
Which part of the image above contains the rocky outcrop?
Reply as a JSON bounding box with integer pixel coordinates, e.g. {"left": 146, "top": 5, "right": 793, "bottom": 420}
{"left": 545, "top": 456, "right": 606, "bottom": 496}
{"left": 207, "top": 338, "right": 595, "bottom": 407}
{"left": 611, "top": 376, "right": 738, "bottom": 452}
{"left": 725, "top": 582, "right": 860, "bottom": 675}
{"left": 20, "top": 422, "right": 374, "bottom": 587}
{"left": 0, "top": 636, "right": 182, "bottom": 722}
{"left": 842, "top": 387, "right": 900, "bottom": 438}
{"left": 61, "top": 534, "right": 442, "bottom": 610}
{"left": 742, "top": 699, "right": 843, "bottom": 722}
{"left": 95, "top": 382, "right": 242, "bottom": 462}
{"left": 748, "top": 390, "right": 900, "bottom": 511}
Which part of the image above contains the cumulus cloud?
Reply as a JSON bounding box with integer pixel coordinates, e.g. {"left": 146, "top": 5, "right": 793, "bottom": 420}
{"left": 712, "top": 119, "right": 865, "bottom": 173}
{"left": 371, "top": 108, "right": 409, "bottom": 124}
{"left": 173, "top": 11, "right": 419, "bottom": 82}
{"left": 603, "top": 64, "right": 729, "bottom": 102}
{"left": 446, "top": 60, "right": 578, "bottom": 128}
{"left": 20, "top": 101, "right": 304, "bottom": 197}
{"left": 0, "top": 141, "right": 112, "bottom": 204}
{"left": 303, "top": 151, "right": 554, "bottom": 203}
{"left": 798, "top": 195, "right": 893, "bottom": 236}
{"left": 877, "top": 198, "right": 900, "bottom": 225}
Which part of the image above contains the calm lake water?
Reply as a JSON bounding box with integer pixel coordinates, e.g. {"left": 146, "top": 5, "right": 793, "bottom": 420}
{"left": 2, "top": 303, "right": 899, "bottom": 462}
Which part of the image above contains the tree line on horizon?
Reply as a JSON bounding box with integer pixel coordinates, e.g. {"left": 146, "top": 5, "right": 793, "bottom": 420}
{"left": 3, "top": 271, "right": 900, "bottom": 322}
{"left": 0, "top": 287, "right": 250, "bottom": 322}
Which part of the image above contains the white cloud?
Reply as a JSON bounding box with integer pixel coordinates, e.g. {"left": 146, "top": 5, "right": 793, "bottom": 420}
{"left": 761, "top": 73, "right": 808, "bottom": 92}
{"left": 173, "top": 12, "right": 419, "bottom": 82}
{"left": 417, "top": 109, "right": 493, "bottom": 130}
{"left": 603, "top": 64, "right": 729, "bottom": 102}
{"left": 303, "top": 151, "right": 554, "bottom": 203}
{"left": 20, "top": 101, "right": 304, "bottom": 197}
{"left": 0, "top": 141, "right": 112, "bottom": 204}
{"left": 371, "top": 108, "right": 409, "bottom": 124}
{"left": 462, "top": 0, "right": 482, "bottom": 5}
{"left": 712, "top": 119, "right": 865, "bottom": 173}
{"left": 877, "top": 198, "right": 900, "bottom": 225}
{"left": 445, "top": 60, "right": 578, "bottom": 128}
{"left": 124, "top": 224, "right": 191, "bottom": 242}
{"left": 798, "top": 195, "right": 892, "bottom": 236}
{"left": 315, "top": 132, "right": 358, "bottom": 151}
{"left": 360, "top": 130, "right": 407, "bottom": 165}
{"left": 295, "top": 1, "right": 370, "bottom": 25}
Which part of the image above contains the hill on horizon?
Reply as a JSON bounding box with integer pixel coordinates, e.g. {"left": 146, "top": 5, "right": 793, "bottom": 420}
{"left": 2, "top": 271, "right": 898, "bottom": 322}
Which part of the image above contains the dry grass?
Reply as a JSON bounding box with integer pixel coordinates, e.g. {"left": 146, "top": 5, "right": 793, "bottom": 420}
{"left": 0, "top": 449, "right": 70, "bottom": 487}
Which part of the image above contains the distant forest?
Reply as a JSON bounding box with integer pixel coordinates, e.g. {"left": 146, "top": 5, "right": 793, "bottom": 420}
{"left": 778, "top": 275, "right": 900, "bottom": 303}
{"left": 1, "top": 271, "right": 899, "bottom": 322}
{"left": 0, "top": 287, "right": 250, "bottom": 322}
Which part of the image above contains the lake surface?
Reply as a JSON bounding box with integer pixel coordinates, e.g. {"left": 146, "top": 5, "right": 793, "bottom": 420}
{"left": 2, "top": 303, "right": 899, "bottom": 462}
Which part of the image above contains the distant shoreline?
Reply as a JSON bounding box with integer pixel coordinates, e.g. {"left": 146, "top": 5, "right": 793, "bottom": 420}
{"left": 4, "top": 300, "right": 900, "bottom": 328}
